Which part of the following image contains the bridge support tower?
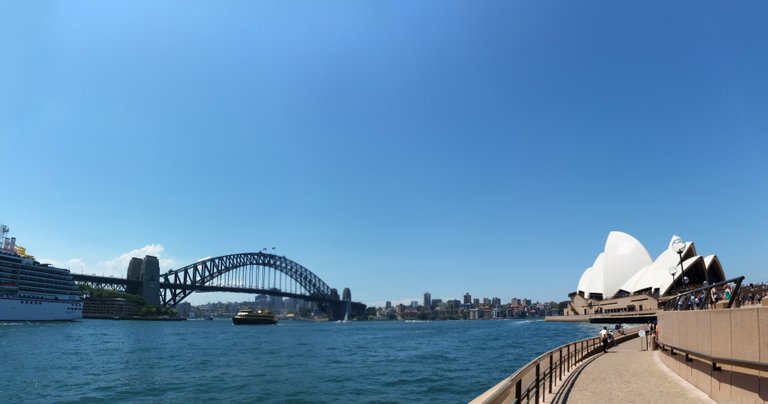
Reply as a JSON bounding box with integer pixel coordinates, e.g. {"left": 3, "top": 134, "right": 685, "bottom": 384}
{"left": 126, "top": 255, "right": 161, "bottom": 307}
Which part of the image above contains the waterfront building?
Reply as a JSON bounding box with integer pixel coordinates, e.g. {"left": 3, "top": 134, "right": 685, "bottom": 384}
{"left": 83, "top": 297, "right": 138, "bottom": 318}
{"left": 176, "top": 302, "right": 191, "bottom": 318}
{"left": 423, "top": 292, "right": 431, "bottom": 308}
{"left": 284, "top": 298, "right": 297, "bottom": 312}
{"left": 566, "top": 232, "right": 727, "bottom": 316}
{"left": 271, "top": 297, "right": 284, "bottom": 312}
{"left": 385, "top": 301, "right": 391, "bottom": 310}
{"left": 463, "top": 293, "right": 471, "bottom": 304}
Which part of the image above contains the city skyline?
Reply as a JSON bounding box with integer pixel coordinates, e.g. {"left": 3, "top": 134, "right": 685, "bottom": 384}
{"left": 3, "top": 1, "right": 767, "bottom": 308}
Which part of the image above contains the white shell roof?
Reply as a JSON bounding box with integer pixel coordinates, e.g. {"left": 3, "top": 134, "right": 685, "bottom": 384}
{"left": 577, "top": 253, "right": 604, "bottom": 296}
{"left": 577, "top": 232, "right": 715, "bottom": 299}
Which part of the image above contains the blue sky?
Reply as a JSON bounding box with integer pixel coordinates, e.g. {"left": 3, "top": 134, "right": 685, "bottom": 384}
{"left": 2, "top": 1, "right": 767, "bottom": 307}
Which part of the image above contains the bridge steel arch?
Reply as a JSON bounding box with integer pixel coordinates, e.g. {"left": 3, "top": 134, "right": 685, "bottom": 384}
{"left": 159, "top": 252, "right": 338, "bottom": 308}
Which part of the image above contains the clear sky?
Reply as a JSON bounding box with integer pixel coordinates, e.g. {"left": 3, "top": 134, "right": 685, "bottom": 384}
{"left": 2, "top": 1, "right": 767, "bottom": 307}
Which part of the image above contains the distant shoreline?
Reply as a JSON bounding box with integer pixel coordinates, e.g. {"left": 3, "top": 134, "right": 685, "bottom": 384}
{"left": 83, "top": 314, "right": 186, "bottom": 321}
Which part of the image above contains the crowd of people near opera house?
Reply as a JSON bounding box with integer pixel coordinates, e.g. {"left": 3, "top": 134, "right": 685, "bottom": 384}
{"left": 674, "top": 281, "right": 767, "bottom": 309}
{"left": 737, "top": 282, "right": 767, "bottom": 305}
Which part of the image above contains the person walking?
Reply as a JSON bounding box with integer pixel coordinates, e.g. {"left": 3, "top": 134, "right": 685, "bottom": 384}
{"left": 600, "top": 327, "right": 609, "bottom": 353}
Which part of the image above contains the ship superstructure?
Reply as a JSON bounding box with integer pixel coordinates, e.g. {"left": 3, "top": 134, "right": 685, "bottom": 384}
{"left": 0, "top": 225, "right": 83, "bottom": 321}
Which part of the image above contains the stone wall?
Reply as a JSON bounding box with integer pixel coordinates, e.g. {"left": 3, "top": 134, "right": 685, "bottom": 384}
{"left": 566, "top": 292, "right": 658, "bottom": 316}
{"left": 656, "top": 307, "right": 768, "bottom": 402}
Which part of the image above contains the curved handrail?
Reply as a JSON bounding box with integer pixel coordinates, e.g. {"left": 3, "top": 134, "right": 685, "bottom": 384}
{"left": 472, "top": 327, "right": 643, "bottom": 404}
{"left": 656, "top": 340, "right": 768, "bottom": 373}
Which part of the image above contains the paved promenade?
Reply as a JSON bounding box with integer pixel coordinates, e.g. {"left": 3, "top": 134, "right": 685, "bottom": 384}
{"left": 546, "top": 338, "right": 714, "bottom": 404}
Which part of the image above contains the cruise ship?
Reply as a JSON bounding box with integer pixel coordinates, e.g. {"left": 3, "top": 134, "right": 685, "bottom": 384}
{"left": 0, "top": 225, "right": 83, "bottom": 321}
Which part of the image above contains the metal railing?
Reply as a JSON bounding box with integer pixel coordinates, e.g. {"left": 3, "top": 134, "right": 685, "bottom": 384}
{"left": 656, "top": 340, "right": 768, "bottom": 373}
{"left": 472, "top": 327, "right": 641, "bottom": 404}
{"left": 661, "top": 276, "right": 744, "bottom": 311}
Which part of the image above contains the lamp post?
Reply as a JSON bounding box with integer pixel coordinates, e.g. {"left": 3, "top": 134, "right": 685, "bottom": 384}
{"left": 671, "top": 237, "right": 686, "bottom": 276}
{"left": 668, "top": 266, "right": 677, "bottom": 291}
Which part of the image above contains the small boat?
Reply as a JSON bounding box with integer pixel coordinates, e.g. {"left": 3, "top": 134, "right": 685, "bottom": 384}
{"left": 232, "top": 308, "right": 277, "bottom": 325}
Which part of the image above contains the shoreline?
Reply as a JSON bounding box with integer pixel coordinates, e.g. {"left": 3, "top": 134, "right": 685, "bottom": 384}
{"left": 83, "top": 314, "right": 186, "bottom": 321}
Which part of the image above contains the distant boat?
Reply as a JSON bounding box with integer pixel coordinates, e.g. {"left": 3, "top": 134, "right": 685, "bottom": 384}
{"left": 205, "top": 315, "right": 214, "bottom": 321}
{"left": 232, "top": 308, "right": 277, "bottom": 325}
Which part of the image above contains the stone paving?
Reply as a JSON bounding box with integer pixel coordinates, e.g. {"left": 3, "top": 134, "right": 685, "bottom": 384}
{"left": 545, "top": 337, "right": 714, "bottom": 404}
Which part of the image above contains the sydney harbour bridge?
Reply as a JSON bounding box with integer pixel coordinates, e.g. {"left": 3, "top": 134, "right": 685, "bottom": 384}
{"left": 72, "top": 252, "right": 366, "bottom": 320}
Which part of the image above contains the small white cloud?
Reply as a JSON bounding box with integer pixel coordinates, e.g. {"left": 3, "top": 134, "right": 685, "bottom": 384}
{"left": 100, "top": 244, "right": 176, "bottom": 276}
{"left": 38, "top": 257, "right": 91, "bottom": 273}
{"left": 42, "top": 244, "right": 178, "bottom": 278}
{"left": 66, "top": 258, "right": 89, "bottom": 273}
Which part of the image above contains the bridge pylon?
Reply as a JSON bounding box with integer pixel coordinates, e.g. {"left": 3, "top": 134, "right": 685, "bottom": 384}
{"left": 126, "top": 255, "right": 161, "bottom": 307}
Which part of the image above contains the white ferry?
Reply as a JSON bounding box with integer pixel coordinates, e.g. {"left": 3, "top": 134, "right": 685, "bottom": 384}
{"left": 0, "top": 225, "right": 83, "bottom": 321}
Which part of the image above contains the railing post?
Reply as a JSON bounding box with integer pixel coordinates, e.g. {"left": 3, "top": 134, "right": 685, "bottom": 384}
{"left": 559, "top": 349, "right": 562, "bottom": 381}
{"left": 549, "top": 354, "right": 553, "bottom": 394}
{"left": 535, "top": 362, "right": 540, "bottom": 404}
{"left": 515, "top": 379, "right": 522, "bottom": 404}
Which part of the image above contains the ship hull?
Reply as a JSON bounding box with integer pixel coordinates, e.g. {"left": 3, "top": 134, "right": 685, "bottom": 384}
{"left": 0, "top": 297, "right": 82, "bottom": 321}
{"left": 232, "top": 316, "right": 277, "bottom": 325}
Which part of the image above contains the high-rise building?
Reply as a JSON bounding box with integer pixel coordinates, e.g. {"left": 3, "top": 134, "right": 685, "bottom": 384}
{"left": 176, "top": 302, "right": 191, "bottom": 318}
{"left": 423, "top": 292, "right": 432, "bottom": 308}
{"left": 463, "top": 293, "right": 472, "bottom": 304}
{"left": 284, "top": 298, "right": 298, "bottom": 312}
{"left": 523, "top": 299, "right": 532, "bottom": 307}
{"left": 473, "top": 298, "right": 480, "bottom": 306}
{"left": 385, "top": 301, "right": 392, "bottom": 310}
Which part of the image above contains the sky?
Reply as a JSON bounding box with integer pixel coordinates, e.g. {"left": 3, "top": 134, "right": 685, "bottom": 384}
{"left": 1, "top": 1, "right": 767, "bottom": 307}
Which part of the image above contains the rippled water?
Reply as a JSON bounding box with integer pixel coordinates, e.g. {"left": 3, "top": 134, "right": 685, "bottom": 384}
{"left": 1, "top": 319, "right": 606, "bottom": 403}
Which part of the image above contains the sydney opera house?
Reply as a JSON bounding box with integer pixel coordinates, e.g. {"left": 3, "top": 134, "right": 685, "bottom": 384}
{"left": 565, "top": 231, "right": 726, "bottom": 317}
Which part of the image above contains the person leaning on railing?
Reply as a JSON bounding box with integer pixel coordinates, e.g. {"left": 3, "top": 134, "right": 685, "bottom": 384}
{"left": 724, "top": 284, "right": 732, "bottom": 300}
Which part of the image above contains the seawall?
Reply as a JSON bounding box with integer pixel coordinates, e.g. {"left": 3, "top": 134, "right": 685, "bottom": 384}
{"left": 657, "top": 305, "right": 768, "bottom": 402}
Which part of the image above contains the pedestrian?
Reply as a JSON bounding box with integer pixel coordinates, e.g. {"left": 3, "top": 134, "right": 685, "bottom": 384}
{"left": 600, "top": 327, "right": 609, "bottom": 353}
{"left": 724, "top": 284, "right": 732, "bottom": 301}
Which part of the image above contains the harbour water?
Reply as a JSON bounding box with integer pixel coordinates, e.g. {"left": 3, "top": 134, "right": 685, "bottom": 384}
{"left": 2, "top": 319, "right": 606, "bottom": 403}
